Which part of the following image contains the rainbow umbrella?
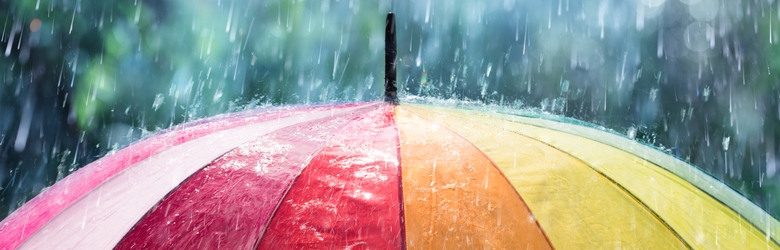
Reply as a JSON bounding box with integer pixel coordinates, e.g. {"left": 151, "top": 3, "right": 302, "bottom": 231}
{"left": 1, "top": 13, "right": 779, "bottom": 250}
{"left": 0, "top": 102, "right": 777, "bottom": 249}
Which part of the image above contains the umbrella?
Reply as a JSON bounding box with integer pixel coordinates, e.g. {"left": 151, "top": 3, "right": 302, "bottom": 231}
{"left": 0, "top": 102, "right": 778, "bottom": 249}
{"left": 1, "top": 13, "right": 779, "bottom": 250}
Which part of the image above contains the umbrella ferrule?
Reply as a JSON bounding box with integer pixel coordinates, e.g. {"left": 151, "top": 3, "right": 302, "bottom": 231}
{"left": 385, "top": 12, "right": 398, "bottom": 104}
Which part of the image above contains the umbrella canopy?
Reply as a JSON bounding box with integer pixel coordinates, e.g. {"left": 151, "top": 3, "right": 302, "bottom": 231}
{"left": 0, "top": 102, "right": 778, "bottom": 249}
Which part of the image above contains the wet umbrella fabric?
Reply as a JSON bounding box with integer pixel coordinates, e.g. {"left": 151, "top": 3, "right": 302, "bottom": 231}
{"left": 0, "top": 102, "right": 777, "bottom": 249}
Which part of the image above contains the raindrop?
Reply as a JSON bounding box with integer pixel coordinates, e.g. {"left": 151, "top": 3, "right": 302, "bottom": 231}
{"left": 637, "top": 4, "right": 645, "bottom": 30}
{"left": 152, "top": 94, "right": 165, "bottom": 111}
{"left": 657, "top": 29, "right": 664, "bottom": 58}
{"left": 424, "top": 0, "right": 431, "bottom": 24}
{"left": 134, "top": 5, "right": 142, "bottom": 24}
{"left": 649, "top": 88, "right": 658, "bottom": 101}
{"left": 226, "top": 0, "right": 234, "bottom": 32}
{"left": 598, "top": 0, "right": 607, "bottom": 39}
{"left": 768, "top": 138, "right": 777, "bottom": 177}
{"left": 627, "top": 126, "right": 637, "bottom": 140}
{"left": 13, "top": 100, "right": 34, "bottom": 152}
{"left": 4, "top": 22, "right": 18, "bottom": 56}
{"left": 69, "top": 7, "right": 76, "bottom": 34}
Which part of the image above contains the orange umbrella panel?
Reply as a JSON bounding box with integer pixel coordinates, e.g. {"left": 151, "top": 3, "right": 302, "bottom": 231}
{"left": 0, "top": 102, "right": 777, "bottom": 249}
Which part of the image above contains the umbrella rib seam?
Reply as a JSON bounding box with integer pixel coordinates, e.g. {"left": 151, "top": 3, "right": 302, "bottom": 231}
{"left": 420, "top": 107, "right": 693, "bottom": 249}
{"left": 506, "top": 131, "right": 694, "bottom": 249}
{"left": 252, "top": 103, "right": 379, "bottom": 248}
{"left": 0, "top": 103, "right": 353, "bottom": 250}
{"left": 486, "top": 106, "right": 780, "bottom": 243}
{"left": 401, "top": 107, "right": 556, "bottom": 249}
{"left": 114, "top": 103, "right": 377, "bottom": 248}
{"left": 484, "top": 108, "right": 780, "bottom": 246}
{"left": 389, "top": 106, "right": 408, "bottom": 250}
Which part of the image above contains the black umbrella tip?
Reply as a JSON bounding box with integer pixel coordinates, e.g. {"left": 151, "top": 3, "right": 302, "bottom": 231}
{"left": 385, "top": 12, "right": 398, "bottom": 104}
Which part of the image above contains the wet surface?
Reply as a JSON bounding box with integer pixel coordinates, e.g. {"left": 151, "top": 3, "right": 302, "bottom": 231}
{"left": 115, "top": 105, "right": 375, "bottom": 249}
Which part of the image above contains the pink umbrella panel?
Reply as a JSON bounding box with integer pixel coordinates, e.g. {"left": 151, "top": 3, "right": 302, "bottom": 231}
{"left": 0, "top": 101, "right": 777, "bottom": 249}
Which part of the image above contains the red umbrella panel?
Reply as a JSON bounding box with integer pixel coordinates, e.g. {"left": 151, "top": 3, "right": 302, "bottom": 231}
{"left": 0, "top": 103, "right": 381, "bottom": 249}
{"left": 0, "top": 102, "right": 777, "bottom": 249}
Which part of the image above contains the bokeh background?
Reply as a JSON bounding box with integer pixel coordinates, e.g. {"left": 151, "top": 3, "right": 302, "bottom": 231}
{"left": 1, "top": 0, "right": 779, "bottom": 220}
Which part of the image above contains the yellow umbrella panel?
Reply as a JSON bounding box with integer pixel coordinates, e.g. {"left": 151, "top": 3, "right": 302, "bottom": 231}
{"left": 2, "top": 102, "right": 777, "bottom": 249}
{"left": 397, "top": 110, "right": 553, "bottom": 249}
{"left": 397, "top": 104, "right": 779, "bottom": 250}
